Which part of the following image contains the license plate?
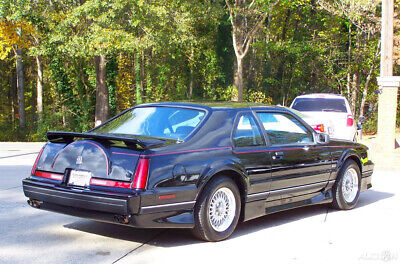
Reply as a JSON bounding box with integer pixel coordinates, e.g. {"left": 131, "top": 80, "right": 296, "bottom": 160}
{"left": 69, "top": 170, "right": 92, "bottom": 187}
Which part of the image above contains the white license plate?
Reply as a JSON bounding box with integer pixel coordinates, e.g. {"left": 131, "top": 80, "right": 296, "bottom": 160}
{"left": 69, "top": 170, "right": 92, "bottom": 187}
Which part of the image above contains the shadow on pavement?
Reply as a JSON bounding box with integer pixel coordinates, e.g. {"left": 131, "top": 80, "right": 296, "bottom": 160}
{"left": 62, "top": 189, "right": 393, "bottom": 246}
{"left": 356, "top": 189, "right": 394, "bottom": 208}
{"left": 63, "top": 220, "right": 163, "bottom": 244}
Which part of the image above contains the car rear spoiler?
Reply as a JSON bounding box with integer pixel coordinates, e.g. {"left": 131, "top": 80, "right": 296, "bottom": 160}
{"left": 47, "top": 131, "right": 162, "bottom": 149}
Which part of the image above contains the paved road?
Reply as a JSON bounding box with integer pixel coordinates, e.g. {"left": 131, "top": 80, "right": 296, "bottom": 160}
{"left": 0, "top": 143, "right": 399, "bottom": 264}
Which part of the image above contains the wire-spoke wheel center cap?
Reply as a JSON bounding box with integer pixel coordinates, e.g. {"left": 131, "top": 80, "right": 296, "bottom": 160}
{"left": 209, "top": 187, "right": 236, "bottom": 232}
{"left": 342, "top": 167, "right": 359, "bottom": 203}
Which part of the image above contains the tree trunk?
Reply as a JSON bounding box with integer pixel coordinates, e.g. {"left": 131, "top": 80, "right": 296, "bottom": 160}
{"left": 130, "top": 53, "right": 137, "bottom": 105}
{"left": 189, "top": 66, "right": 194, "bottom": 100}
{"left": 16, "top": 48, "right": 25, "bottom": 129}
{"left": 62, "top": 105, "right": 67, "bottom": 126}
{"left": 188, "top": 48, "right": 194, "bottom": 100}
{"left": 352, "top": 75, "right": 357, "bottom": 114}
{"left": 94, "top": 54, "right": 109, "bottom": 126}
{"left": 233, "top": 57, "right": 244, "bottom": 102}
{"left": 346, "top": 26, "right": 352, "bottom": 97}
{"left": 134, "top": 53, "right": 142, "bottom": 104}
{"left": 10, "top": 69, "right": 17, "bottom": 126}
{"left": 36, "top": 56, "right": 43, "bottom": 118}
{"left": 140, "top": 51, "right": 147, "bottom": 102}
{"left": 359, "top": 41, "right": 380, "bottom": 118}
{"left": 351, "top": 72, "right": 359, "bottom": 115}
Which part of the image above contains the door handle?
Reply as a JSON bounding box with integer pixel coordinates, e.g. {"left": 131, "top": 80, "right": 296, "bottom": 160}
{"left": 272, "top": 151, "right": 284, "bottom": 160}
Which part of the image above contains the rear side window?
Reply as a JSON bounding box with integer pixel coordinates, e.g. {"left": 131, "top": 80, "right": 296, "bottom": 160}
{"left": 233, "top": 114, "right": 264, "bottom": 147}
{"left": 291, "top": 98, "right": 347, "bottom": 112}
{"left": 256, "top": 112, "right": 313, "bottom": 145}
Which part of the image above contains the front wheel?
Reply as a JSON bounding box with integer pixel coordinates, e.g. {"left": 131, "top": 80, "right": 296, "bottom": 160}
{"left": 192, "top": 176, "right": 241, "bottom": 242}
{"left": 332, "top": 160, "right": 361, "bottom": 210}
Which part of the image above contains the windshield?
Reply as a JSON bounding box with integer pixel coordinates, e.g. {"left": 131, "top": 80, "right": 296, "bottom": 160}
{"left": 93, "top": 106, "right": 206, "bottom": 140}
{"left": 291, "top": 98, "right": 347, "bottom": 112}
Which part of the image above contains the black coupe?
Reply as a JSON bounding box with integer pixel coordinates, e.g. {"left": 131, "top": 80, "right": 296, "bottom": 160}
{"left": 23, "top": 102, "right": 373, "bottom": 241}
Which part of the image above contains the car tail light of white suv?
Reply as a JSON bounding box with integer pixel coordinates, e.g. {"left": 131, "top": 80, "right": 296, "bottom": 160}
{"left": 347, "top": 115, "right": 354, "bottom": 127}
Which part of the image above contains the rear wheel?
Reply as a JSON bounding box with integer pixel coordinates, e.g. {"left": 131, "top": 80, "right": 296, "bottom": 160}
{"left": 332, "top": 160, "right": 361, "bottom": 210}
{"left": 192, "top": 176, "right": 241, "bottom": 242}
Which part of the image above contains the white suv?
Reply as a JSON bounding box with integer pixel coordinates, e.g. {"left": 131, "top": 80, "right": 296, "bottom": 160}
{"left": 290, "top": 93, "right": 356, "bottom": 141}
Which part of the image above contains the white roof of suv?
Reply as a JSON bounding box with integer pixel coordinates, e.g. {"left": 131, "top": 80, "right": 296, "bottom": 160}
{"left": 293, "top": 93, "right": 346, "bottom": 99}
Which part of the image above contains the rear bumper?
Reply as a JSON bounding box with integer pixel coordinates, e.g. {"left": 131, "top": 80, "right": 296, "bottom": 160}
{"left": 22, "top": 179, "right": 195, "bottom": 228}
{"left": 23, "top": 179, "right": 140, "bottom": 215}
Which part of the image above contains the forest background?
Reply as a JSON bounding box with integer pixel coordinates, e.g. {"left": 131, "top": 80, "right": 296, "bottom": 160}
{"left": 0, "top": 0, "right": 399, "bottom": 141}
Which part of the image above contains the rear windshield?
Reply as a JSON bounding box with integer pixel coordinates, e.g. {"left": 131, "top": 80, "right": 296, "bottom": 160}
{"left": 93, "top": 106, "right": 205, "bottom": 140}
{"left": 291, "top": 98, "right": 347, "bottom": 112}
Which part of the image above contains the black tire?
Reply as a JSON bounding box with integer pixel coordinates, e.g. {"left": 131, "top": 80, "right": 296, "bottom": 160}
{"left": 332, "top": 160, "right": 361, "bottom": 210}
{"left": 192, "top": 176, "right": 241, "bottom": 242}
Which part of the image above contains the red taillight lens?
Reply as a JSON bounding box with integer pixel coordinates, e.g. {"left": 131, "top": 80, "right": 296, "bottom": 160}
{"left": 90, "top": 178, "right": 131, "bottom": 188}
{"left": 312, "top": 124, "right": 325, "bottom": 133}
{"left": 131, "top": 158, "right": 149, "bottom": 189}
{"left": 347, "top": 115, "right": 354, "bottom": 126}
{"left": 31, "top": 146, "right": 45, "bottom": 175}
{"left": 34, "top": 171, "right": 63, "bottom": 181}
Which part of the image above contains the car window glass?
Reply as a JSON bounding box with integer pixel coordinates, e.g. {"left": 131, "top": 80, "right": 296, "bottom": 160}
{"left": 92, "top": 107, "right": 205, "bottom": 140}
{"left": 233, "top": 114, "right": 264, "bottom": 147}
{"left": 257, "top": 112, "right": 313, "bottom": 145}
{"left": 291, "top": 98, "right": 347, "bottom": 112}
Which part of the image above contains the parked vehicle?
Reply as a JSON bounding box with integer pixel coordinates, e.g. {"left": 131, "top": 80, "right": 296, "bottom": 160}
{"left": 290, "top": 93, "right": 357, "bottom": 141}
{"left": 23, "top": 102, "right": 373, "bottom": 241}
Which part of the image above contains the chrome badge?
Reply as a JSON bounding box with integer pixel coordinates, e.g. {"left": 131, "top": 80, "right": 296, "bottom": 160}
{"left": 76, "top": 155, "right": 83, "bottom": 165}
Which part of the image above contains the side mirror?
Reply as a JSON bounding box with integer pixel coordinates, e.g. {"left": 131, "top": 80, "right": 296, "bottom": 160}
{"left": 316, "top": 133, "right": 330, "bottom": 144}
{"left": 359, "top": 116, "right": 365, "bottom": 124}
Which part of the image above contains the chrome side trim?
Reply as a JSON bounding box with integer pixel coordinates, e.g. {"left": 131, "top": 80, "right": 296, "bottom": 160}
{"left": 246, "top": 181, "right": 330, "bottom": 202}
{"left": 247, "top": 191, "right": 269, "bottom": 200}
{"left": 269, "top": 181, "right": 328, "bottom": 196}
{"left": 140, "top": 201, "right": 196, "bottom": 214}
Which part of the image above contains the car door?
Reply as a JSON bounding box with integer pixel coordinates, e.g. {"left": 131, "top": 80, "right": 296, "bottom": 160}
{"left": 255, "top": 111, "right": 332, "bottom": 202}
{"left": 231, "top": 112, "right": 272, "bottom": 195}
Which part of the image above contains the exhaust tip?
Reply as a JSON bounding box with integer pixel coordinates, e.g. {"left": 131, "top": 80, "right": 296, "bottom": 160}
{"left": 113, "top": 214, "right": 131, "bottom": 224}
{"left": 27, "top": 199, "right": 41, "bottom": 209}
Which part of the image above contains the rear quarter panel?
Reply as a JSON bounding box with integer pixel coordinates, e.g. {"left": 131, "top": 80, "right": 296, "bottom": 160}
{"left": 328, "top": 139, "right": 368, "bottom": 181}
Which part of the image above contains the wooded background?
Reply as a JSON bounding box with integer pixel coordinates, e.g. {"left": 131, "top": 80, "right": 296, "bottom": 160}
{"left": 0, "top": 0, "right": 399, "bottom": 141}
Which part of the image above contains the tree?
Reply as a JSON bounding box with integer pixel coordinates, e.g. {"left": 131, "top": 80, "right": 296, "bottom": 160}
{"left": 225, "top": 0, "right": 279, "bottom": 101}
{"left": 0, "top": 0, "right": 396, "bottom": 141}
{"left": 0, "top": 18, "right": 34, "bottom": 128}
{"left": 317, "top": 0, "right": 380, "bottom": 116}
{"left": 94, "top": 54, "right": 108, "bottom": 125}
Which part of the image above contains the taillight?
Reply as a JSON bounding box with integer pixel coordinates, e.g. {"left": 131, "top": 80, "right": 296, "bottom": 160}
{"left": 311, "top": 124, "right": 325, "bottom": 133}
{"left": 131, "top": 158, "right": 149, "bottom": 189}
{"left": 34, "top": 171, "right": 63, "bottom": 181}
{"left": 347, "top": 115, "right": 354, "bottom": 126}
{"left": 31, "top": 146, "right": 45, "bottom": 175}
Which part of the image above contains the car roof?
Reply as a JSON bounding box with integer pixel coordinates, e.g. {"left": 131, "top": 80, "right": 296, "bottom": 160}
{"left": 293, "top": 93, "right": 346, "bottom": 99}
{"left": 137, "top": 101, "right": 284, "bottom": 111}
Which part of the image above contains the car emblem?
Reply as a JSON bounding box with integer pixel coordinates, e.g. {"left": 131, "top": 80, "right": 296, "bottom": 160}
{"left": 76, "top": 156, "right": 83, "bottom": 165}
